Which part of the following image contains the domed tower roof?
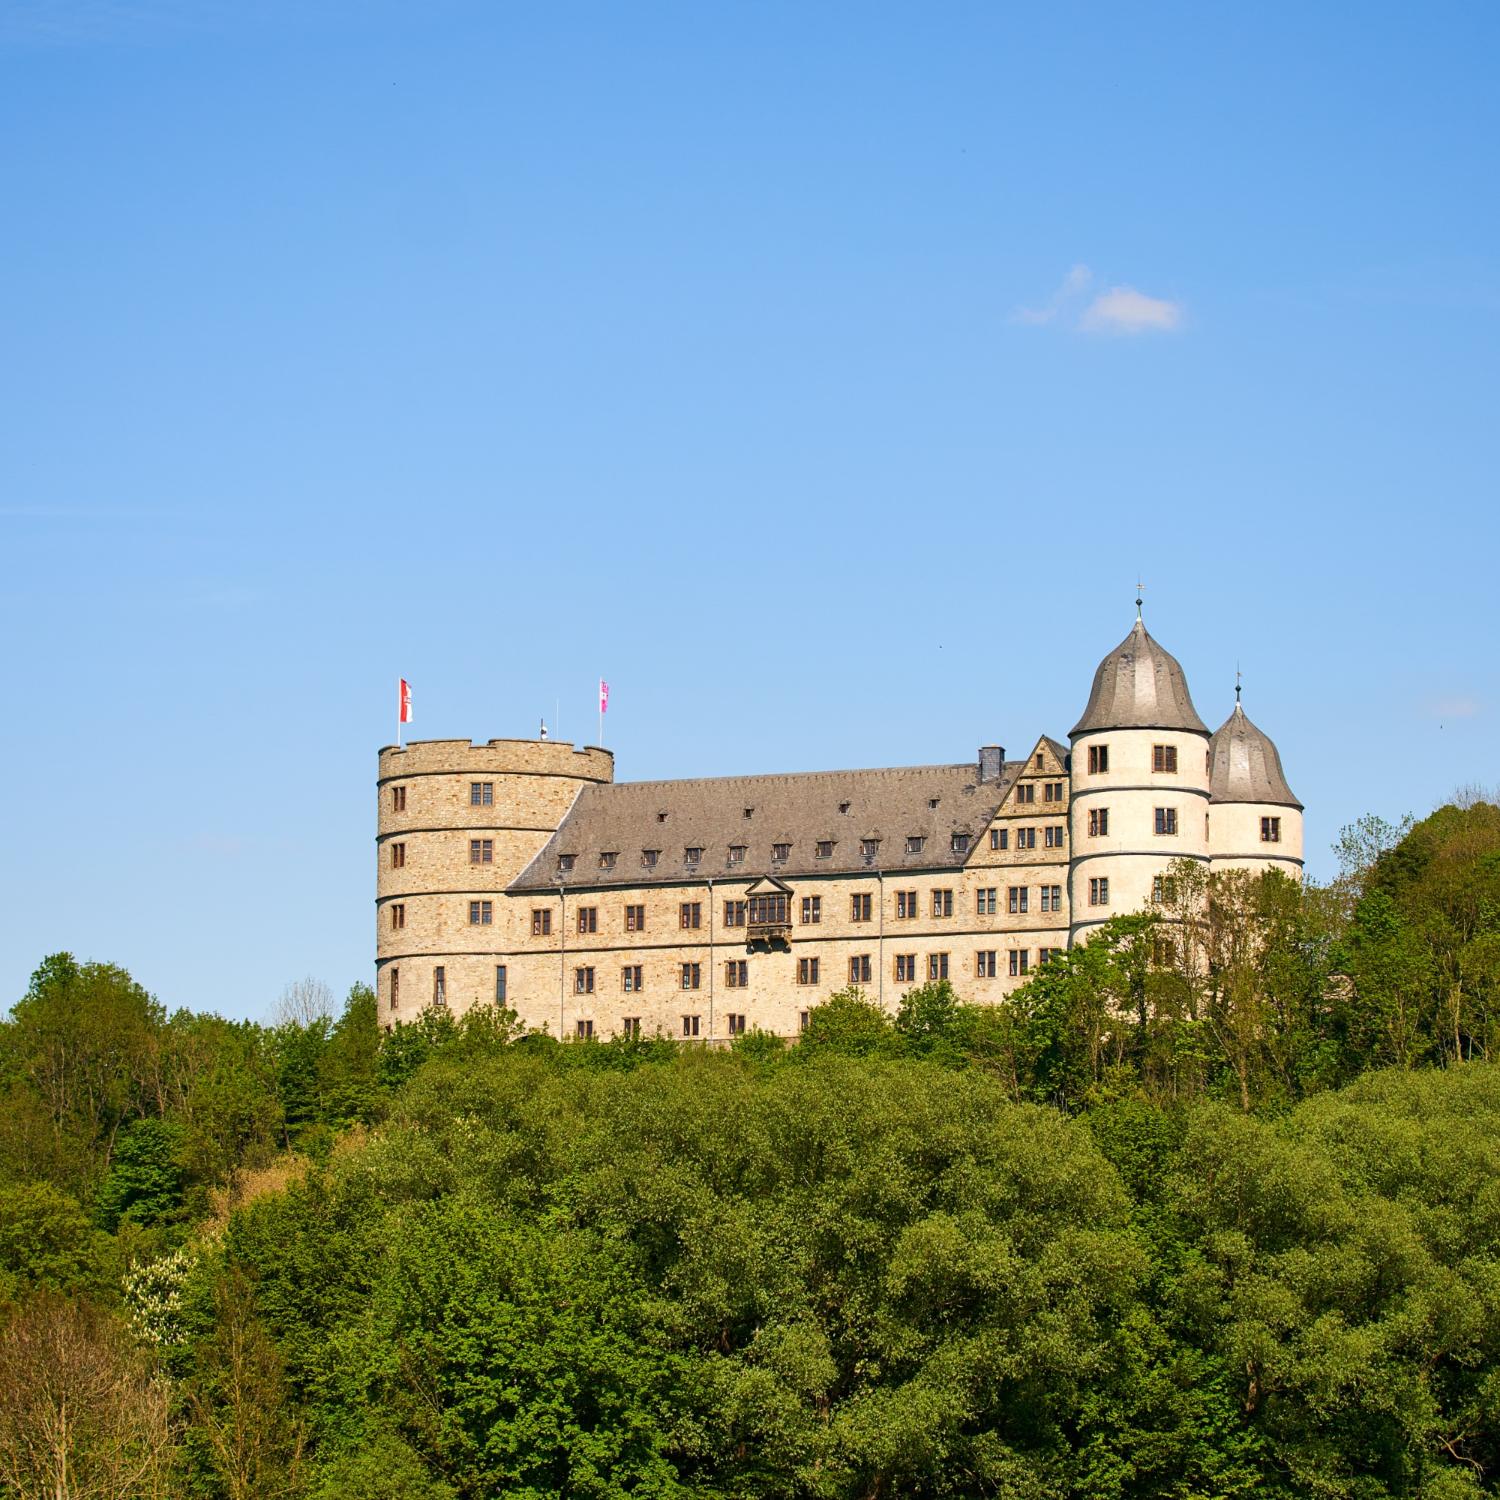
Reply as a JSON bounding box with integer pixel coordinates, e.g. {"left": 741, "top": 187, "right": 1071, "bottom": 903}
{"left": 1070, "top": 618, "right": 1209, "bottom": 737}
{"left": 1208, "top": 701, "right": 1302, "bottom": 808}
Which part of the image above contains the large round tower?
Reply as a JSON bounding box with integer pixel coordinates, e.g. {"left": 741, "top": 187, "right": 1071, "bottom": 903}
{"left": 376, "top": 738, "right": 613, "bottom": 1024}
{"left": 1068, "top": 615, "right": 1211, "bottom": 944}
{"left": 1207, "top": 694, "right": 1304, "bottom": 878}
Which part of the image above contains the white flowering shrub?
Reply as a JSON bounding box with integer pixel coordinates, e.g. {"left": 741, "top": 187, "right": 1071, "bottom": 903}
{"left": 123, "top": 1246, "right": 196, "bottom": 1348}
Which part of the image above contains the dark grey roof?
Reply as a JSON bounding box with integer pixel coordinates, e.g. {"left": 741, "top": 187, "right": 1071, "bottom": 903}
{"left": 1208, "top": 703, "right": 1302, "bottom": 809}
{"left": 509, "top": 759, "right": 1024, "bottom": 891}
{"left": 1070, "top": 618, "right": 1209, "bottom": 737}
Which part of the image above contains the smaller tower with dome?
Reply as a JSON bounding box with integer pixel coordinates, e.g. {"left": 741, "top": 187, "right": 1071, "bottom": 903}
{"left": 1206, "top": 681, "right": 1304, "bottom": 878}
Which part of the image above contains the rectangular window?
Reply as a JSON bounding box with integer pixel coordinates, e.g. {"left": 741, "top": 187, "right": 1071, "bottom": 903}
{"left": 1043, "top": 781, "right": 1065, "bottom": 803}
{"left": 1154, "top": 807, "right": 1178, "bottom": 836}
{"left": 977, "top": 887, "right": 997, "bottom": 915}
{"left": 684, "top": 846, "right": 703, "bottom": 864}
{"left": 1088, "top": 744, "right": 1109, "bottom": 774}
{"left": 816, "top": 840, "right": 835, "bottom": 858}
{"left": 1153, "top": 744, "right": 1178, "bottom": 774}
{"left": 1045, "top": 825, "right": 1065, "bottom": 849}
{"left": 391, "top": 785, "right": 406, "bottom": 812}
{"left": 1039, "top": 884, "right": 1063, "bottom": 913}
{"left": 621, "top": 1017, "right": 641, "bottom": 1039}
{"left": 574, "top": 966, "right": 595, "bottom": 994}
{"left": 727, "top": 844, "right": 746, "bottom": 865}
{"left": 682, "top": 1014, "right": 700, "bottom": 1038}
{"left": 469, "top": 899, "right": 493, "bottom": 925}
{"left": 896, "top": 889, "right": 918, "bottom": 919}
{"left": 928, "top": 952, "right": 949, "bottom": 980}
{"left": 931, "top": 889, "right": 953, "bottom": 918}
{"left": 772, "top": 843, "right": 790, "bottom": 862}
{"left": 905, "top": 835, "right": 925, "bottom": 854}
{"left": 470, "top": 782, "right": 494, "bottom": 806}
{"left": 895, "top": 954, "right": 916, "bottom": 982}
{"left": 1008, "top": 886, "right": 1029, "bottom": 915}
{"left": 1089, "top": 877, "right": 1110, "bottom": 907}
{"left": 1014, "top": 782, "right": 1035, "bottom": 804}
{"left": 624, "top": 904, "right": 645, "bottom": 932}
{"left": 531, "top": 908, "right": 552, "bottom": 936}
{"left": 849, "top": 954, "right": 872, "bottom": 984}
{"left": 991, "top": 828, "right": 1009, "bottom": 851}
{"left": 575, "top": 1018, "right": 594, "bottom": 1039}
{"left": 599, "top": 851, "right": 617, "bottom": 870}
{"left": 861, "top": 838, "right": 880, "bottom": 857}
{"left": 1015, "top": 827, "right": 1036, "bottom": 850}
{"left": 390, "top": 903, "right": 406, "bottom": 930}
{"left": 976, "top": 950, "right": 997, "bottom": 978}
{"left": 577, "top": 905, "right": 597, "bottom": 933}
{"left": 680, "top": 962, "right": 701, "bottom": 991}
{"left": 495, "top": 965, "right": 507, "bottom": 1003}
{"left": 1039, "top": 947, "right": 1062, "bottom": 964}
{"left": 390, "top": 966, "right": 399, "bottom": 1010}
{"left": 679, "top": 901, "right": 702, "bottom": 930}
{"left": 433, "top": 965, "right": 446, "bottom": 1004}
{"left": 725, "top": 959, "right": 748, "bottom": 988}
{"left": 951, "top": 833, "right": 970, "bottom": 854}
{"left": 797, "top": 956, "right": 820, "bottom": 985}
{"left": 726, "top": 1012, "right": 747, "bottom": 1036}
{"left": 1009, "top": 949, "right": 1030, "bottom": 977}
{"left": 469, "top": 838, "right": 493, "bottom": 864}
{"left": 622, "top": 964, "right": 643, "bottom": 992}
{"left": 1262, "top": 816, "right": 1282, "bottom": 843}
{"left": 558, "top": 854, "right": 575, "bottom": 873}
{"left": 801, "top": 895, "right": 822, "bottom": 924}
{"left": 1088, "top": 807, "right": 1109, "bottom": 837}
{"left": 749, "top": 893, "right": 789, "bottom": 925}
{"left": 391, "top": 842, "right": 406, "bottom": 869}
{"left": 641, "top": 848, "right": 660, "bottom": 868}
{"left": 723, "top": 900, "right": 746, "bottom": 927}
{"left": 799, "top": 1010, "right": 810, "bottom": 1034}
{"left": 850, "top": 892, "right": 872, "bottom": 922}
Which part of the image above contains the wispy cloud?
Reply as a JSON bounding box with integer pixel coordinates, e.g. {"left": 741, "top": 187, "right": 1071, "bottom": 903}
{"left": 1427, "top": 695, "right": 1481, "bottom": 721}
{"left": 1014, "top": 267, "right": 1186, "bottom": 335}
{"left": 1079, "top": 285, "right": 1185, "bottom": 335}
{"left": 1011, "top": 264, "right": 1093, "bottom": 326}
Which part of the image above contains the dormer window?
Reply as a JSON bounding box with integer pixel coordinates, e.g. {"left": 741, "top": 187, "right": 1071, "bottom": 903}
{"left": 642, "top": 849, "right": 660, "bottom": 868}
{"left": 599, "top": 851, "right": 617, "bottom": 870}
{"left": 906, "top": 835, "right": 925, "bottom": 854}
{"left": 684, "top": 846, "right": 702, "bottom": 864}
{"left": 839, "top": 801, "right": 851, "bottom": 814}
{"left": 951, "top": 833, "right": 970, "bottom": 854}
{"left": 727, "top": 844, "right": 746, "bottom": 865}
{"left": 743, "top": 807, "right": 754, "bottom": 819}
{"left": 816, "top": 840, "right": 835, "bottom": 858}
{"left": 771, "top": 842, "right": 790, "bottom": 862}
{"left": 557, "top": 854, "right": 576, "bottom": 872}
{"left": 861, "top": 838, "right": 879, "bottom": 857}
{"left": 657, "top": 811, "right": 668, "bottom": 823}
{"left": 928, "top": 797, "right": 940, "bottom": 809}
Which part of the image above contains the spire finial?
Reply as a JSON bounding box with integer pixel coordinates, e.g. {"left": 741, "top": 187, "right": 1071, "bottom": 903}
{"left": 1235, "top": 664, "right": 1242, "bottom": 705}
{"left": 1135, "top": 578, "right": 1145, "bottom": 620}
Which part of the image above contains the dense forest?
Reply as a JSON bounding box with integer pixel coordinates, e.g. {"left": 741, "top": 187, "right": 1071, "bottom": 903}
{"left": 1, "top": 800, "right": 1498, "bottom": 1499}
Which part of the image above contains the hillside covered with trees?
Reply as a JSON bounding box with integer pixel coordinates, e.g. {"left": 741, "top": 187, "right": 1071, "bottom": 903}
{"left": 1, "top": 800, "right": 1498, "bottom": 1499}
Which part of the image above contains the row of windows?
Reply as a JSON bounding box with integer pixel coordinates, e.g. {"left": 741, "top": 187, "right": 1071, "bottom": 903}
{"left": 1086, "top": 744, "right": 1193, "bottom": 775}
{"left": 988, "top": 826, "right": 1065, "bottom": 850}
{"left": 1079, "top": 808, "right": 1282, "bottom": 843}
{"left": 1011, "top": 781, "right": 1067, "bottom": 804}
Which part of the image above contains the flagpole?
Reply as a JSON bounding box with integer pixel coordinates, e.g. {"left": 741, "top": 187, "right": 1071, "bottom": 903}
{"left": 397, "top": 677, "right": 403, "bottom": 751}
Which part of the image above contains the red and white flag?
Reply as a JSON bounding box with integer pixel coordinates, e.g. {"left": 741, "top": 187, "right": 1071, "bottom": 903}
{"left": 599, "top": 679, "right": 610, "bottom": 714}
{"left": 398, "top": 678, "right": 413, "bottom": 724}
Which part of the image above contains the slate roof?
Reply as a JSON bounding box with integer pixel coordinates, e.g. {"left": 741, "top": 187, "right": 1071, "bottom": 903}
{"left": 509, "top": 759, "right": 1025, "bottom": 891}
{"left": 1208, "top": 703, "right": 1302, "bottom": 809}
{"left": 1071, "top": 618, "right": 1209, "bottom": 737}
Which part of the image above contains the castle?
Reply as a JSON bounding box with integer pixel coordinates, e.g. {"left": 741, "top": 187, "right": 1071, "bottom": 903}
{"left": 375, "top": 613, "right": 1303, "bottom": 1038}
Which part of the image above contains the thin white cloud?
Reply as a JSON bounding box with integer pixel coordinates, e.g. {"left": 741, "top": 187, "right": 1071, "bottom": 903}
{"left": 1427, "top": 695, "right": 1480, "bottom": 721}
{"left": 1079, "top": 286, "right": 1184, "bottom": 335}
{"left": 1011, "top": 264, "right": 1092, "bottom": 325}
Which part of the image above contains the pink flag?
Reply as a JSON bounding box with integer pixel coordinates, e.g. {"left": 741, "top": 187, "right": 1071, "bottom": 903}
{"left": 599, "top": 679, "right": 610, "bottom": 714}
{"left": 399, "top": 678, "right": 413, "bottom": 724}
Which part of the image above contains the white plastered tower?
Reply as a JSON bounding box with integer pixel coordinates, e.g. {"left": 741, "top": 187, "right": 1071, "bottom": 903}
{"left": 1067, "top": 612, "right": 1212, "bottom": 944}
{"left": 1206, "top": 689, "right": 1304, "bottom": 878}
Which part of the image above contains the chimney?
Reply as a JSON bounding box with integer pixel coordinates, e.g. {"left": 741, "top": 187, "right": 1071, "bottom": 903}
{"left": 978, "top": 745, "right": 1004, "bottom": 783}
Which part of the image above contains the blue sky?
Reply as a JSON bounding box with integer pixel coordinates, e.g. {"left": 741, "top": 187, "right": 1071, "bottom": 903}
{"left": 3, "top": 2, "right": 1496, "bottom": 1020}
